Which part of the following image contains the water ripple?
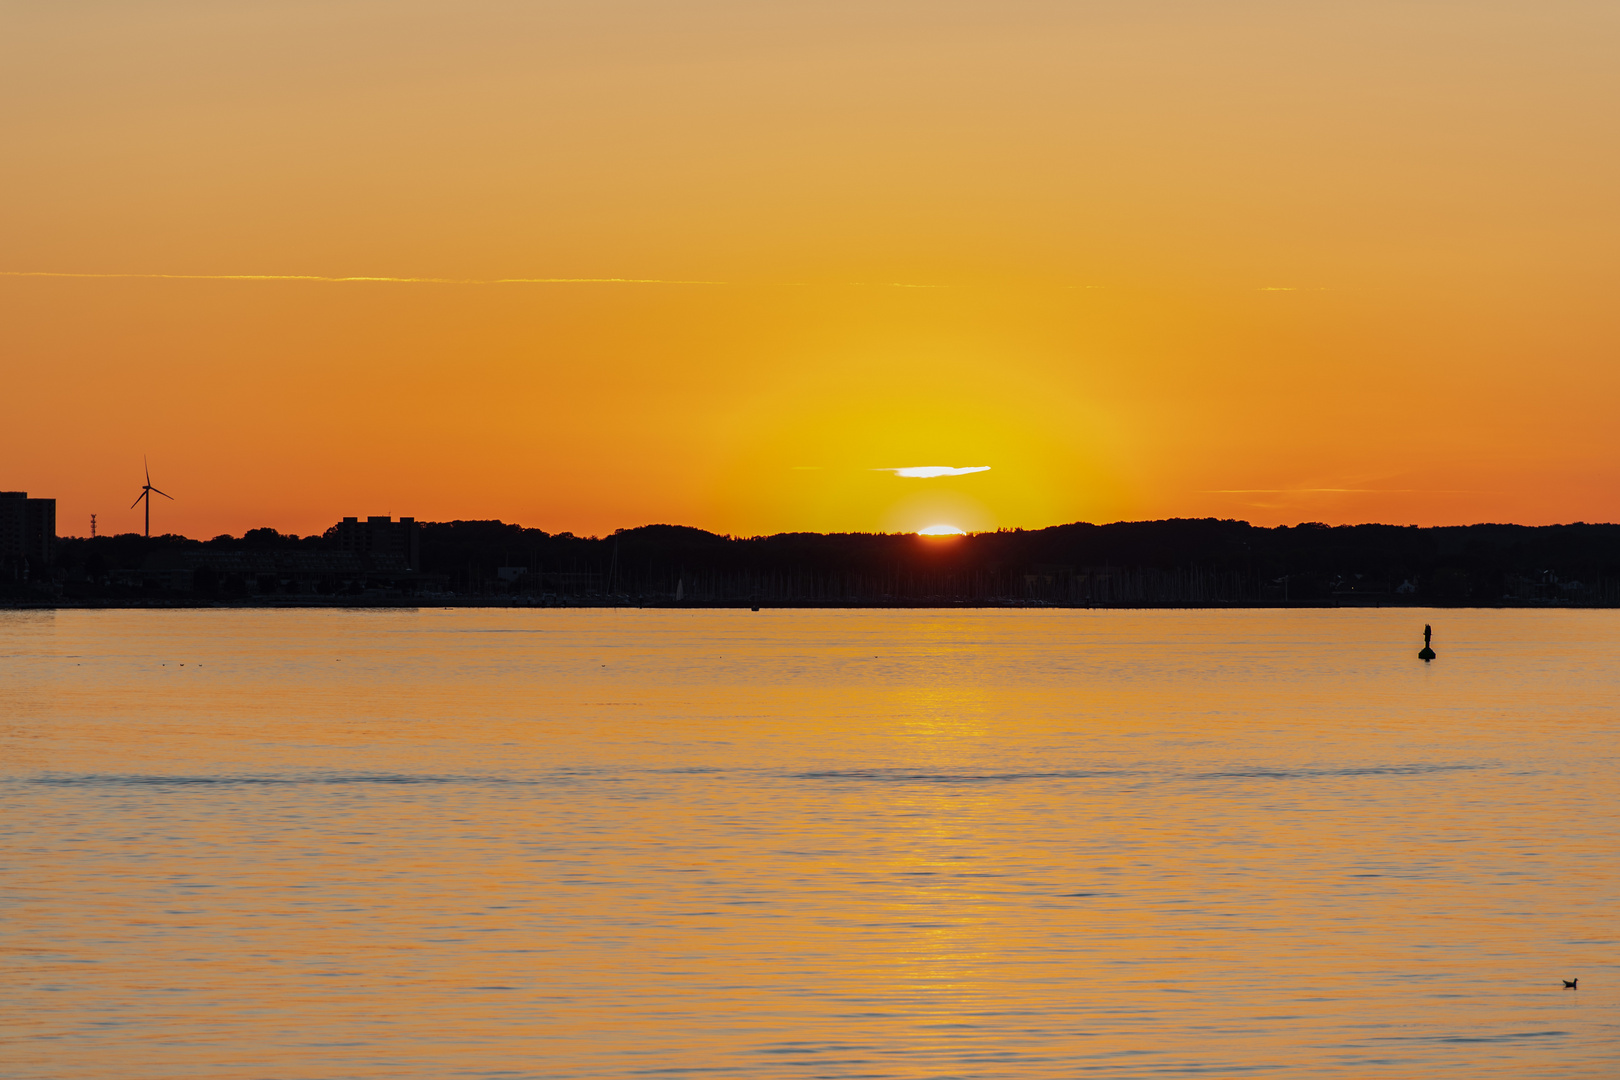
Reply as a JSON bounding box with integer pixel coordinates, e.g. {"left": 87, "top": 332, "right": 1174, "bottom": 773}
{"left": 28, "top": 771, "right": 518, "bottom": 787}
{"left": 790, "top": 762, "right": 1490, "bottom": 784}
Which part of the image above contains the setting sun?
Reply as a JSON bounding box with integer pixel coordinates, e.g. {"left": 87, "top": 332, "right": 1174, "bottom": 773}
{"left": 916, "top": 524, "right": 967, "bottom": 536}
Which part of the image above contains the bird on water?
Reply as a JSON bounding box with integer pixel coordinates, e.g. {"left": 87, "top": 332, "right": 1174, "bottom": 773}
{"left": 1564, "top": 978, "right": 1578, "bottom": 989}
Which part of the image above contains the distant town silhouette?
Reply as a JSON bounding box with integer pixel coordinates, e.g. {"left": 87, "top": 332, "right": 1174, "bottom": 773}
{"left": 6, "top": 506, "right": 1620, "bottom": 607}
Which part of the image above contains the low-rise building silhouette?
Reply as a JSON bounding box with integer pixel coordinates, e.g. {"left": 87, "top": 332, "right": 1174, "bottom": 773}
{"left": 129, "top": 548, "right": 429, "bottom": 596}
{"left": 335, "top": 516, "right": 420, "bottom": 570}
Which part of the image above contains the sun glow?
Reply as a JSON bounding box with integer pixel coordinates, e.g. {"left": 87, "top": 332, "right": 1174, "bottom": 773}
{"left": 916, "top": 524, "right": 967, "bottom": 536}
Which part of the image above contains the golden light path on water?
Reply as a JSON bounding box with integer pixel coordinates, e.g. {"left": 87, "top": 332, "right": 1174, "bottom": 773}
{"left": 1, "top": 609, "right": 1616, "bottom": 1078}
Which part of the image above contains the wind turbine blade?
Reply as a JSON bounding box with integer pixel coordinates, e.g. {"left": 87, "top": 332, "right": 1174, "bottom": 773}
{"left": 145, "top": 456, "right": 151, "bottom": 484}
{"left": 131, "top": 491, "right": 147, "bottom": 509}
{"left": 150, "top": 487, "right": 174, "bottom": 500}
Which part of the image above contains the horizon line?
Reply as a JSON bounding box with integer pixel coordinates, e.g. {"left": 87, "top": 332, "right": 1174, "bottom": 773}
{"left": 57, "top": 517, "right": 1618, "bottom": 544}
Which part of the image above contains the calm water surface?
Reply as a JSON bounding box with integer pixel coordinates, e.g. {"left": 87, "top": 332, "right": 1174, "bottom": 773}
{"left": 2, "top": 609, "right": 1616, "bottom": 1077}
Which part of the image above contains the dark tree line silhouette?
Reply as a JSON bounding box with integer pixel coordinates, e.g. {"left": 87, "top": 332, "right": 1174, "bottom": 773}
{"left": 19, "top": 518, "right": 1620, "bottom": 605}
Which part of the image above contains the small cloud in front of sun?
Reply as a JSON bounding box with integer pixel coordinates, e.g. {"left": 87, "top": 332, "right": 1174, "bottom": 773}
{"left": 917, "top": 524, "right": 967, "bottom": 536}
{"left": 878, "top": 466, "right": 991, "bottom": 479}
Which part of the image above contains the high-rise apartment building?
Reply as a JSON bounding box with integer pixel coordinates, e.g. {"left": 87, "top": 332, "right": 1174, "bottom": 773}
{"left": 0, "top": 491, "right": 56, "bottom": 570}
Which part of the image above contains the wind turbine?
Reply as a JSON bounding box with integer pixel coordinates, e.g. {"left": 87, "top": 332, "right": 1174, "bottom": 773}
{"left": 131, "top": 458, "right": 173, "bottom": 538}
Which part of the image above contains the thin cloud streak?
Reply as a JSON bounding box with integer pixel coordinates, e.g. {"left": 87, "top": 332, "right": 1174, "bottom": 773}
{"left": 1205, "top": 488, "right": 1483, "bottom": 495}
{"left": 880, "top": 466, "right": 992, "bottom": 479}
{"left": 1, "top": 271, "right": 969, "bottom": 289}
{"left": 0, "top": 270, "right": 726, "bottom": 285}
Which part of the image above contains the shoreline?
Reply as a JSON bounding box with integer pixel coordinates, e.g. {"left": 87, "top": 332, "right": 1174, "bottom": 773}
{"left": 6, "top": 598, "right": 1617, "bottom": 611}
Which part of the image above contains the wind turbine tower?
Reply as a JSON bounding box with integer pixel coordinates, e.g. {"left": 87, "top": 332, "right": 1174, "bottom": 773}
{"left": 131, "top": 459, "right": 173, "bottom": 538}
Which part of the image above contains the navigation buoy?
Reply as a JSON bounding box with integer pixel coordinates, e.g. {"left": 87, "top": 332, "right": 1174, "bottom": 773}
{"left": 1419, "top": 623, "right": 1436, "bottom": 661}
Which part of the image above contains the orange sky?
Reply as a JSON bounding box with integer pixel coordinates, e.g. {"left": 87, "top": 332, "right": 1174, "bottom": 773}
{"left": 4, "top": 1, "right": 1617, "bottom": 538}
